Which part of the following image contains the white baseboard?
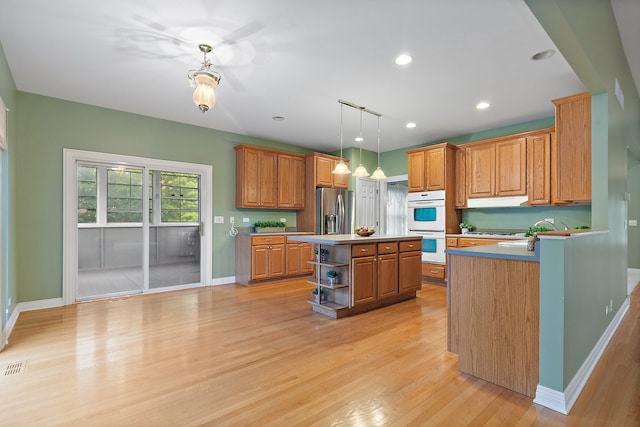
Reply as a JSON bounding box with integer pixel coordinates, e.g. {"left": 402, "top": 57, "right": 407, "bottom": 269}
{"left": 17, "top": 297, "right": 64, "bottom": 312}
{"left": 534, "top": 296, "right": 630, "bottom": 414}
{"left": 628, "top": 268, "right": 640, "bottom": 294}
{"left": 210, "top": 276, "right": 236, "bottom": 286}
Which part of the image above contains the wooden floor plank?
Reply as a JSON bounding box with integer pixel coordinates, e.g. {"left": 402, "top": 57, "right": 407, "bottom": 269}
{"left": 0, "top": 280, "right": 638, "bottom": 426}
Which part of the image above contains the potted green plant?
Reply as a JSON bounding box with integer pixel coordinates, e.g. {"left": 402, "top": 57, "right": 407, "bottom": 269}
{"left": 524, "top": 226, "right": 553, "bottom": 251}
{"left": 314, "top": 248, "right": 328, "bottom": 262}
{"left": 459, "top": 222, "right": 474, "bottom": 234}
{"left": 326, "top": 270, "right": 339, "bottom": 286}
{"left": 254, "top": 220, "right": 286, "bottom": 233}
{"left": 311, "top": 287, "right": 326, "bottom": 303}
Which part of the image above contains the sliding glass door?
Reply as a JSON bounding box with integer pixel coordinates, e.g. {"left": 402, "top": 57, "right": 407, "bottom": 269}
{"left": 64, "top": 150, "right": 211, "bottom": 303}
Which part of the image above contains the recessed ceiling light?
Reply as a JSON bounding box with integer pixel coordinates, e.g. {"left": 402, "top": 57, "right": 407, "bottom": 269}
{"left": 406, "top": 122, "right": 417, "bottom": 129}
{"left": 394, "top": 54, "right": 413, "bottom": 65}
{"left": 272, "top": 116, "right": 285, "bottom": 121}
{"left": 531, "top": 49, "right": 555, "bottom": 61}
{"left": 476, "top": 102, "right": 490, "bottom": 110}
{"left": 355, "top": 136, "right": 364, "bottom": 142}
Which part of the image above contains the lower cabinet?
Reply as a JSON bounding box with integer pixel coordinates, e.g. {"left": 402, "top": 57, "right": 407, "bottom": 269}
{"left": 286, "top": 240, "right": 314, "bottom": 276}
{"left": 352, "top": 255, "right": 377, "bottom": 305}
{"left": 377, "top": 241, "right": 399, "bottom": 299}
{"left": 399, "top": 244, "right": 422, "bottom": 292}
{"left": 251, "top": 236, "right": 285, "bottom": 280}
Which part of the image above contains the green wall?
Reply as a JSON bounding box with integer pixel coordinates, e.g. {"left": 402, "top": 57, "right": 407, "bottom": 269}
{"left": 14, "top": 93, "right": 313, "bottom": 302}
{"left": 0, "top": 41, "right": 17, "bottom": 328}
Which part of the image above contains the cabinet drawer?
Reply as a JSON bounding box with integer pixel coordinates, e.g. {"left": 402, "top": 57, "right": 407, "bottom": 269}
{"left": 399, "top": 240, "right": 421, "bottom": 252}
{"left": 422, "top": 263, "right": 446, "bottom": 279}
{"left": 446, "top": 237, "right": 458, "bottom": 247}
{"left": 458, "top": 238, "right": 502, "bottom": 247}
{"left": 252, "top": 235, "right": 286, "bottom": 245}
{"left": 352, "top": 243, "right": 376, "bottom": 257}
{"left": 377, "top": 242, "right": 398, "bottom": 254}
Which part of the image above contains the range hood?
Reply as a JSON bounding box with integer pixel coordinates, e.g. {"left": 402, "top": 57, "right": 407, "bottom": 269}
{"left": 466, "top": 196, "right": 529, "bottom": 208}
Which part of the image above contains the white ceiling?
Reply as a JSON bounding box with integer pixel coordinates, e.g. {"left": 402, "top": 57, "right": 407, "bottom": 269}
{"left": 0, "top": 0, "right": 635, "bottom": 154}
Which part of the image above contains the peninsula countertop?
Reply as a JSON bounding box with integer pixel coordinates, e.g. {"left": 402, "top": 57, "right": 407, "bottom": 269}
{"left": 287, "top": 234, "right": 421, "bottom": 245}
{"left": 445, "top": 241, "right": 540, "bottom": 262}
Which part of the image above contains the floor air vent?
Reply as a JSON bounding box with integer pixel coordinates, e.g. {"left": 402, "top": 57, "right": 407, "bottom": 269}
{"left": 3, "top": 360, "right": 27, "bottom": 376}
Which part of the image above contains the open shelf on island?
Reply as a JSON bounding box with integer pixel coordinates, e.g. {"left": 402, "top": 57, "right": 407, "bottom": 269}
{"left": 306, "top": 279, "right": 349, "bottom": 289}
{"left": 307, "top": 260, "right": 349, "bottom": 268}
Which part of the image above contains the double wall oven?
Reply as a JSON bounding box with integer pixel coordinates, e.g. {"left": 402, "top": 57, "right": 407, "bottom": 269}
{"left": 407, "top": 190, "right": 446, "bottom": 264}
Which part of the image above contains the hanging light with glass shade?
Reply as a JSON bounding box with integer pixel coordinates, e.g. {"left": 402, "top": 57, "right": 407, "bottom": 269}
{"left": 352, "top": 107, "right": 370, "bottom": 177}
{"left": 332, "top": 102, "right": 351, "bottom": 174}
{"left": 370, "top": 115, "right": 387, "bottom": 180}
{"left": 187, "top": 44, "right": 222, "bottom": 113}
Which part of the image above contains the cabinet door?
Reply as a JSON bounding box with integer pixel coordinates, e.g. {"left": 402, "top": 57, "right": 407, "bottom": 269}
{"left": 239, "top": 148, "right": 261, "bottom": 207}
{"left": 259, "top": 151, "right": 278, "bottom": 208}
{"left": 268, "top": 244, "right": 286, "bottom": 278}
{"left": 316, "top": 156, "right": 334, "bottom": 187}
{"left": 332, "top": 159, "right": 350, "bottom": 189}
{"left": 251, "top": 245, "right": 269, "bottom": 280}
{"left": 407, "top": 151, "right": 425, "bottom": 192}
{"left": 300, "top": 243, "right": 315, "bottom": 274}
{"left": 353, "top": 256, "right": 376, "bottom": 305}
{"left": 527, "top": 133, "right": 551, "bottom": 205}
{"left": 286, "top": 243, "right": 301, "bottom": 275}
{"left": 553, "top": 92, "right": 591, "bottom": 202}
{"left": 467, "top": 144, "right": 495, "bottom": 198}
{"left": 455, "top": 148, "right": 467, "bottom": 208}
{"left": 399, "top": 251, "right": 422, "bottom": 292}
{"left": 425, "top": 147, "right": 445, "bottom": 190}
{"left": 495, "top": 138, "right": 527, "bottom": 196}
{"left": 291, "top": 156, "right": 305, "bottom": 208}
{"left": 278, "top": 154, "right": 293, "bottom": 208}
{"left": 377, "top": 253, "right": 398, "bottom": 299}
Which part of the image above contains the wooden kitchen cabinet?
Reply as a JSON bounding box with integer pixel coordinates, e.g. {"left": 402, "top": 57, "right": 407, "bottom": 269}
{"left": 250, "top": 236, "right": 285, "bottom": 280}
{"left": 377, "top": 242, "right": 399, "bottom": 299}
{"left": 455, "top": 147, "right": 467, "bottom": 208}
{"left": 235, "top": 145, "right": 277, "bottom": 208}
{"left": 286, "top": 239, "right": 314, "bottom": 276}
{"left": 527, "top": 132, "right": 552, "bottom": 205}
{"left": 312, "top": 153, "right": 349, "bottom": 189}
{"left": 552, "top": 92, "right": 591, "bottom": 203}
{"left": 277, "top": 153, "right": 305, "bottom": 209}
{"left": 406, "top": 143, "right": 455, "bottom": 192}
{"left": 495, "top": 138, "right": 527, "bottom": 196}
{"left": 457, "top": 237, "right": 504, "bottom": 247}
{"left": 466, "top": 143, "right": 495, "bottom": 198}
{"left": 467, "top": 138, "right": 526, "bottom": 199}
{"left": 352, "top": 255, "right": 377, "bottom": 305}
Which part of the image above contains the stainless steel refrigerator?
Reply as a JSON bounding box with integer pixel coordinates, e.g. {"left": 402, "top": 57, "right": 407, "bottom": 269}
{"left": 316, "top": 188, "right": 354, "bottom": 235}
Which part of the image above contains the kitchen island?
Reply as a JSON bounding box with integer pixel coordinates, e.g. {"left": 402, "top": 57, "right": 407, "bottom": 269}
{"left": 446, "top": 241, "right": 540, "bottom": 397}
{"left": 288, "top": 234, "right": 423, "bottom": 318}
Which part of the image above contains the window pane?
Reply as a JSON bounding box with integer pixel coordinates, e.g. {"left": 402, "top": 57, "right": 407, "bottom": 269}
{"left": 77, "top": 166, "right": 97, "bottom": 224}
{"left": 107, "top": 168, "right": 143, "bottom": 223}
{"left": 158, "top": 172, "right": 199, "bottom": 223}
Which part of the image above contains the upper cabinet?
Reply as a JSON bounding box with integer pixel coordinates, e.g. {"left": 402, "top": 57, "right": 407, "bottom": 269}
{"left": 309, "top": 153, "right": 350, "bottom": 189}
{"left": 467, "top": 137, "right": 526, "bottom": 199}
{"left": 552, "top": 92, "right": 591, "bottom": 203}
{"left": 406, "top": 143, "right": 455, "bottom": 192}
{"left": 454, "top": 147, "right": 467, "bottom": 208}
{"left": 235, "top": 145, "right": 305, "bottom": 210}
{"left": 527, "top": 132, "right": 552, "bottom": 205}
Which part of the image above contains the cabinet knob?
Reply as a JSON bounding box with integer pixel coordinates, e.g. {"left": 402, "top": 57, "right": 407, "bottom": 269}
{"left": 470, "top": 242, "right": 476, "bottom": 245}
{"left": 430, "top": 270, "right": 438, "bottom": 274}
{"left": 385, "top": 246, "right": 390, "bottom": 249}
{"left": 408, "top": 244, "right": 414, "bottom": 248}
{"left": 361, "top": 248, "right": 367, "bottom": 252}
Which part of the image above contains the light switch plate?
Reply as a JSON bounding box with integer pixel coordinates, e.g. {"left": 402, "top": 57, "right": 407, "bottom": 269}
{"left": 243, "top": 217, "right": 250, "bottom": 223}
{"left": 214, "top": 216, "right": 224, "bottom": 224}
{"left": 629, "top": 219, "right": 638, "bottom": 227}
{"left": 280, "top": 218, "right": 286, "bottom": 222}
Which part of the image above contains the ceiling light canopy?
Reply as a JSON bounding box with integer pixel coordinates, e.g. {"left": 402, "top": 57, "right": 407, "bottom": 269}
{"left": 188, "top": 44, "right": 222, "bottom": 113}
{"left": 394, "top": 54, "right": 413, "bottom": 65}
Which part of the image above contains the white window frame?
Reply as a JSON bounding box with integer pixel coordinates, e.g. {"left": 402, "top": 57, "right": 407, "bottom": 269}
{"left": 63, "top": 149, "right": 213, "bottom": 305}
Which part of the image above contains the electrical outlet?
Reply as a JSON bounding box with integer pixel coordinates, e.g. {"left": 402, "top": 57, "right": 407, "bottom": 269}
{"left": 280, "top": 218, "right": 286, "bottom": 223}
{"left": 214, "top": 216, "right": 224, "bottom": 224}
{"left": 230, "top": 216, "right": 235, "bottom": 224}
{"left": 243, "top": 217, "right": 250, "bottom": 223}
{"left": 629, "top": 219, "right": 638, "bottom": 227}
{"left": 605, "top": 305, "right": 609, "bottom": 315}
{"left": 7, "top": 297, "right": 11, "bottom": 307}
{"left": 544, "top": 218, "right": 554, "bottom": 224}
{"left": 610, "top": 298, "right": 614, "bottom": 313}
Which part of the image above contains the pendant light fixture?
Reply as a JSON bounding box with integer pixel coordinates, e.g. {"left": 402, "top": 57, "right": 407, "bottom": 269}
{"left": 352, "top": 107, "right": 370, "bottom": 177}
{"left": 332, "top": 102, "right": 351, "bottom": 175}
{"left": 370, "top": 115, "right": 387, "bottom": 180}
{"left": 187, "top": 44, "right": 222, "bottom": 113}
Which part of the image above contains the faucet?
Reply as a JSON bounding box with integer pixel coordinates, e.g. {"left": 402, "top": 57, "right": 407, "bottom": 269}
{"left": 534, "top": 220, "right": 558, "bottom": 231}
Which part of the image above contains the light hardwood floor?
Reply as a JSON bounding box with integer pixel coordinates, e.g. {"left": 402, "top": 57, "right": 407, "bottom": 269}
{"left": 0, "top": 280, "right": 638, "bottom": 426}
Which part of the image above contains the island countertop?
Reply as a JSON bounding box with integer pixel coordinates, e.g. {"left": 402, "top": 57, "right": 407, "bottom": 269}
{"left": 287, "top": 234, "right": 420, "bottom": 245}
{"left": 445, "top": 241, "right": 539, "bottom": 262}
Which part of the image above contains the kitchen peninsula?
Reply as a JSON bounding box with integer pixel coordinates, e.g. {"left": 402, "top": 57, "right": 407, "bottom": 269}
{"left": 288, "top": 234, "right": 422, "bottom": 319}
{"left": 446, "top": 241, "right": 540, "bottom": 397}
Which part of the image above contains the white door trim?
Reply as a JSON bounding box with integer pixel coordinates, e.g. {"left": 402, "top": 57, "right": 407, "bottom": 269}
{"left": 62, "top": 149, "right": 213, "bottom": 305}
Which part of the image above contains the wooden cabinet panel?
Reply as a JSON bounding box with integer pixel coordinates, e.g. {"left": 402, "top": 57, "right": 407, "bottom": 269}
{"left": 457, "top": 238, "right": 504, "bottom": 247}
{"left": 332, "top": 159, "right": 350, "bottom": 189}
{"left": 399, "top": 239, "right": 421, "bottom": 252}
{"left": 377, "top": 253, "right": 398, "bottom": 299}
{"left": 313, "top": 154, "right": 350, "bottom": 189}
{"left": 286, "top": 242, "right": 314, "bottom": 275}
{"left": 259, "top": 151, "right": 278, "bottom": 207}
{"left": 422, "top": 262, "right": 445, "bottom": 279}
{"left": 353, "top": 256, "right": 377, "bottom": 305}
{"left": 467, "top": 143, "right": 495, "bottom": 198}
{"left": 251, "top": 246, "right": 269, "bottom": 280}
{"left": 446, "top": 237, "right": 458, "bottom": 248}
{"left": 527, "top": 133, "right": 552, "bottom": 205}
{"left": 352, "top": 243, "right": 376, "bottom": 257}
{"left": 277, "top": 153, "right": 305, "bottom": 209}
{"left": 407, "top": 151, "right": 425, "bottom": 192}
{"left": 235, "top": 145, "right": 278, "bottom": 209}
{"left": 268, "top": 244, "right": 286, "bottom": 278}
{"left": 399, "top": 251, "right": 422, "bottom": 292}
{"left": 455, "top": 147, "right": 466, "bottom": 208}
{"left": 425, "top": 146, "right": 446, "bottom": 190}
{"left": 552, "top": 92, "right": 591, "bottom": 203}
{"left": 377, "top": 242, "right": 398, "bottom": 255}
{"left": 495, "top": 138, "right": 526, "bottom": 196}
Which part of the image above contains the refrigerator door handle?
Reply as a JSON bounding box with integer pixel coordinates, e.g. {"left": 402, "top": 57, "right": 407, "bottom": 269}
{"left": 336, "top": 194, "right": 345, "bottom": 234}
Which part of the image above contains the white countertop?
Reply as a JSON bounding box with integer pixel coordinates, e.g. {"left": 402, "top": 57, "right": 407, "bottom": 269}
{"left": 287, "top": 234, "right": 421, "bottom": 245}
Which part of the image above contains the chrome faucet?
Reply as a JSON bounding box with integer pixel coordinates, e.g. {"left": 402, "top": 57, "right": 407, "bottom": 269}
{"left": 534, "top": 220, "right": 558, "bottom": 231}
